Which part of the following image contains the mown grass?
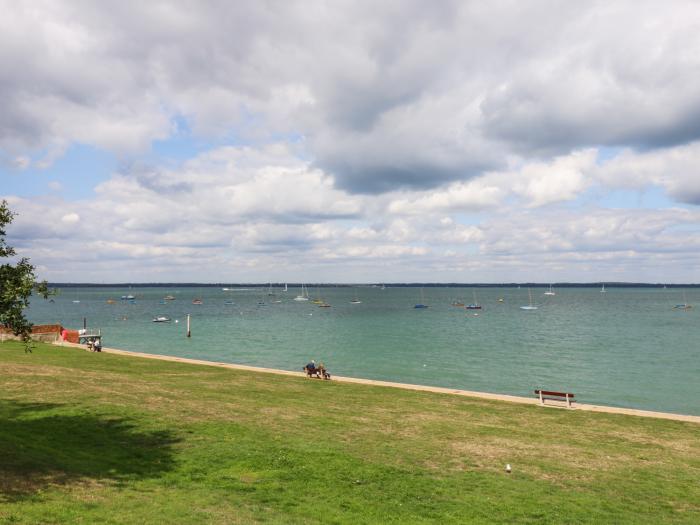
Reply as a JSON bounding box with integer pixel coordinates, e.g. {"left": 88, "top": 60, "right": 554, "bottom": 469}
{"left": 1, "top": 341, "right": 698, "bottom": 524}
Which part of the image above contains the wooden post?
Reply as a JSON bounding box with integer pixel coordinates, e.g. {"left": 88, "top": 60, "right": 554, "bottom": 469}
{"left": 566, "top": 393, "right": 571, "bottom": 408}
{"left": 539, "top": 390, "right": 544, "bottom": 405}
{"left": 186, "top": 314, "right": 191, "bottom": 338}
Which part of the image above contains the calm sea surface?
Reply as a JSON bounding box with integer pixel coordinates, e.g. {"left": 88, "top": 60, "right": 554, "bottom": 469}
{"left": 24, "top": 286, "right": 700, "bottom": 416}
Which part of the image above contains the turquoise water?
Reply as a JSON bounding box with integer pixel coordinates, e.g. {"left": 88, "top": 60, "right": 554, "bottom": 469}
{"left": 24, "top": 286, "right": 700, "bottom": 416}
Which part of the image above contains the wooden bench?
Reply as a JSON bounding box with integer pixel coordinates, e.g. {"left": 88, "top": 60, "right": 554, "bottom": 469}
{"left": 534, "top": 389, "right": 575, "bottom": 408}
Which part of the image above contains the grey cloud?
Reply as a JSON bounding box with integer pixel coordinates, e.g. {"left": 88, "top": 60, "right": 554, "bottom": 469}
{"left": 320, "top": 161, "right": 484, "bottom": 194}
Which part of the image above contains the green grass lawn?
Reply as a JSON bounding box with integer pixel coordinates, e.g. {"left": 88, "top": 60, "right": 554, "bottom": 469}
{"left": 1, "top": 341, "right": 698, "bottom": 524}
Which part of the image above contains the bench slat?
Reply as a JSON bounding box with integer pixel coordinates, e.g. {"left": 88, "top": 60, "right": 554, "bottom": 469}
{"left": 534, "top": 389, "right": 574, "bottom": 398}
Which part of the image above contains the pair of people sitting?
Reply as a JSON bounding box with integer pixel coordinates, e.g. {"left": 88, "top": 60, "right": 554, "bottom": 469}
{"left": 304, "top": 360, "right": 330, "bottom": 379}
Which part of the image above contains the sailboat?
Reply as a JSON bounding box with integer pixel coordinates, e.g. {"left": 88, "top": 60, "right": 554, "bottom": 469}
{"left": 283, "top": 283, "right": 288, "bottom": 292}
{"left": 544, "top": 284, "right": 556, "bottom": 296}
{"left": 673, "top": 290, "right": 693, "bottom": 310}
{"left": 313, "top": 287, "right": 330, "bottom": 307}
{"left": 267, "top": 283, "right": 275, "bottom": 296}
{"left": 600, "top": 284, "right": 607, "bottom": 293}
{"left": 312, "top": 287, "right": 324, "bottom": 304}
{"left": 520, "top": 288, "right": 538, "bottom": 310}
{"left": 294, "top": 284, "right": 309, "bottom": 301}
{"left": 350, "top": 289, "right": 362, "bottom": 304}
{"left": 414, "top": 288, "right": 429, "bottom": 309}
{"left": 465, "top": 290, "right": 482, "bottom": 310}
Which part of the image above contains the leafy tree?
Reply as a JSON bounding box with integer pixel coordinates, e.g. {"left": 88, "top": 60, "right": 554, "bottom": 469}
{"left": 0, "top": 200, "right": 50, "bottom": 351}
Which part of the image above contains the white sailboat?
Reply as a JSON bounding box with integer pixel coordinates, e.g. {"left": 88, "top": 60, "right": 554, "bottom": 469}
{"left": 544, "top": 284, "right": 556, "bottom": 296}
{"left": 520, "top": 288, "right": 538, "bottom": 310}
{"left": 294, "top": 283, "right": 309, "bottom": 301}
{"left": 350, "top": 289, "right": 362, "bottom": 304}
{"left": 600, "top": 284, "right": 606, "bottom": 293}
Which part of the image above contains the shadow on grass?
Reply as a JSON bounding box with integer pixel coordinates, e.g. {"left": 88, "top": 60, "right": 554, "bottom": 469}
{"left": 0, "top": 399, "right": 180, "bottom": 501}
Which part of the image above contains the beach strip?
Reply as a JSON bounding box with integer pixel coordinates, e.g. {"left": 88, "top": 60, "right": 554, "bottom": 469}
{"left": 54, "top": 341, "right": 700, "bottom": 424}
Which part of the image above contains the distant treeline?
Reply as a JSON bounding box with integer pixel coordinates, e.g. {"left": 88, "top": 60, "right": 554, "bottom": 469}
{"left": 47, "top": 282, "right": 700, "bottom": 288}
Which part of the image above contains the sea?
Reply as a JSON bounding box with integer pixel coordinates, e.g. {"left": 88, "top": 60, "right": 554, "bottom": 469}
{"left": 23, "top": 285, "right": 700, "bottom": 416}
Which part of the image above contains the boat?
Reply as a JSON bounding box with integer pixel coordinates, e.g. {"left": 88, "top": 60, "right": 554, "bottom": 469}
{"left": 106, "top": 299, "right": 116, "bottom": 304}
{"left": 600, "top": 284, "right": 606, "bottom": 293}
{"left": 351, "top": 290, "right": 362, "bottom": 304}
{"left": 267, "top": 283, "right": 275, "bottom": 296}
{"left": 164, "top": 295, "right": 176, "bottom": 301}
{"left": 283, "top": 283, "right": 288, "bottom": 292}
{"left": 294, "top": 283, "right": 310, "bottom": 301}
{"left": 673, "top": 303, "right": 693, "bottom": 310}
{"left": 318, "top": 302, "right": 331, "bottom": 308}
{"left": 152, "top": 316, "right": 171, "bottom": 323}
{"left": 121, "top": 294, "right": 135, "bottom": 300}
{"left": 192, "top": 299, "right": 203, "bottom": 305}
{"left": 497, "top": 298, "right": 504, "bottom": 303}
{"left": 414, "top": 288, "right": 429, "bottom": 309}
{"left": 544, "top": 284, "right": 556, "bottom": 296}
{"left": 451, "top": 300, "right": 465, "bottom": 307}
{"left": 465, "top": 290, "right": 482, "bottom": 310}
{"left": 520, "top": 288, "right": 538, "bottom": 310}
{"left": 673, "top": 290, "right": 693, "bottom": 310}
{"left": 224, "top": 300, "right": 235, "bottom": 305}
{"left": 312, "top": 288, "right": 324, "bottom": 304}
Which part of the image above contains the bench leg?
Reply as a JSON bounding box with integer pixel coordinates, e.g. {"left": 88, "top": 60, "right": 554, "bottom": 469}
{"left": 566, "top": 394, "right": 571, "bottom": 408}
{"left": 539, "top": 391, "right": 544, "bottom": 405}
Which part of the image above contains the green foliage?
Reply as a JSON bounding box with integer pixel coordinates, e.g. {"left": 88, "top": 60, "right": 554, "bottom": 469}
{"left": 0, "top": 200, "right": 51, "bottom": 351}
{"left": 0, "top": 341, "right": 698, "bottom": 523}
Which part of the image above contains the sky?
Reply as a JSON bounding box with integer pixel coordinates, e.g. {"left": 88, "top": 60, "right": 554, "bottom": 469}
{"left": 1, "top": 0, "right": 700, "bottom": 283}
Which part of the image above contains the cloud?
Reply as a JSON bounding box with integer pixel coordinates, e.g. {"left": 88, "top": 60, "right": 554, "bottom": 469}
{"left": 595, "top": 141, "right": 700, "bottom": 204}
{"left": 3, "top": 2, "right": 700, "bottom": 282}
{"left": 3, "top": 2, "right": 700, "bottom": 195}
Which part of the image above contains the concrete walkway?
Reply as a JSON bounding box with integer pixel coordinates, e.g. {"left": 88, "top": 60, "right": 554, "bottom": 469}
{"left": 54, "top": 341, "right": 700, "bottom": 424}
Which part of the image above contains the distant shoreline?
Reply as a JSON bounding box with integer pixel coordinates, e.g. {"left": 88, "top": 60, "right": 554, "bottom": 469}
{"left": 45, "top": 282, "right": 700, "bottom": 288}
{"left": 53, "top": 341, "right": 700, "bottom": 424}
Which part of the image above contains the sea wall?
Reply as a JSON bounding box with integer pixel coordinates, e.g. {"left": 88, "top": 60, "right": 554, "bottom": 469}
{"left": 0, "top": 324, "right": 63, "bottom": 343}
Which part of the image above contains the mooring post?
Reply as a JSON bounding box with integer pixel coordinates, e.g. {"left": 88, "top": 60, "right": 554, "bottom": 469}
{"left": 187, "top": 314, "right": 191, "bottom": 338}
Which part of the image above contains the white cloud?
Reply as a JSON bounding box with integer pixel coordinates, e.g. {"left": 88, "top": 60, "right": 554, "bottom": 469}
{"left": 60, "top": 212, "right": 80, "bottom": 224}
{"left": 3, "top": 2, "right": 700, "bottom": 193}
{"left": 595, "top": 141, "right": 700, "bottom": 204}
{"left": 3, "top": 2, "right": 700, "bottom": 282}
